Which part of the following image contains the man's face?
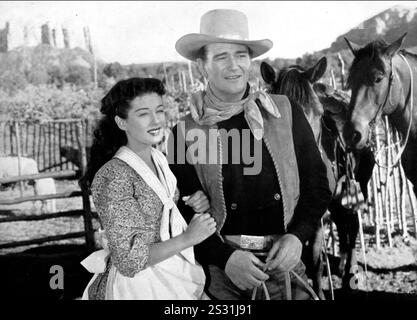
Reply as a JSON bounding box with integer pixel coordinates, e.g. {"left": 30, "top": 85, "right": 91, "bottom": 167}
{"left": 198, "top": 43, "right": 251, "bottom": 102}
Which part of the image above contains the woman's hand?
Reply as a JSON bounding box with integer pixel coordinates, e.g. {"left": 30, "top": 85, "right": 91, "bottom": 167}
{"left": 182, "top": 190, "right": 210, "bottom": 213}
{"left": 183, "top": 213, "right": 216, "bottom": 246}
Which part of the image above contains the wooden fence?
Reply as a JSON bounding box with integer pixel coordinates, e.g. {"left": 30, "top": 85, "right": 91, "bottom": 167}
{"left": 0, "top": 118, "right": 97, "bottom": 173}
{"left": 0, "top": 119, "right": 96, "bottom": 250}
{"left": 364, "top": 118, "right": 417, "bottom": 249}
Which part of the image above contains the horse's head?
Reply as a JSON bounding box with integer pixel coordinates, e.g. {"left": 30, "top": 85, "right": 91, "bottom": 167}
{"left": 344, "top": 33, "right": 407, "bottom": 150}
{"left": 313, "top": 82, "right": 350, "bottom": 135}
{"left": 261, "top": 57, "right": 327, "bottom": 116}
{"left": 261, "top": 58, "right": 327, "bottom": 140}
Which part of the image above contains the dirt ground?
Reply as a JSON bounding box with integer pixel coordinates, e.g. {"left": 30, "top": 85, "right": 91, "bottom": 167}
{"left": 0, "top": 180, "right": 416, "bottom": 300}
{"left": 321, "top": 235, "right": 417, "bottom": 299}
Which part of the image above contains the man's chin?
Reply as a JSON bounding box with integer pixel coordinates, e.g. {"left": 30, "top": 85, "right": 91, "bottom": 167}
{"left": 222, "top": 85, "right": 247, "bottom": 96}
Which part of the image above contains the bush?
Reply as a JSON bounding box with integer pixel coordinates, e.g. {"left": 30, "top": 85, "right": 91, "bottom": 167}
{"left": 65, "top": 65, "right": 92, "bottom": 86}
{"left": 0, "top": 70, "right": 28, "bottom": 94}
{"left": 0, "top": 84, "right": 104, "bottom": 121}
{"left": 47, "top": 65, "right": 66, "bottom": 88}
{"left": 103, "top": 62, "right": 126, "bottom": 79}
{"left": 27, "top": 65, "right": 49, "bottom": 85}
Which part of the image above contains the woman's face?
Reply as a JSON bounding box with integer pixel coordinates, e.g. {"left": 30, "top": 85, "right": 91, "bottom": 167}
{"left": 117, "top": 92, "right": 166, "bottom": 150}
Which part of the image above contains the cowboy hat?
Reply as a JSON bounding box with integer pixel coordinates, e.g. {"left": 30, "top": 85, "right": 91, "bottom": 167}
{"left": 175, "top": 9, "right": 273, "bottom": 61}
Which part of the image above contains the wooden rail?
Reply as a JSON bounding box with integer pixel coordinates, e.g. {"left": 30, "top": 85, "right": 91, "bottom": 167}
{"left": 0, "top": 170, "right": 78, "bottom": 184}
{"left": 0, "top": 209, "right": 98, "bottom": 223}
{"left": 0, "top": 191, "right": 82, "bottom": 205}
{"left": 0, "top": 231, "right": 88, "bottom": 250}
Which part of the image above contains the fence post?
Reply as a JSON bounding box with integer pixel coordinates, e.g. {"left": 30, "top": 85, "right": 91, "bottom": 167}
{"left": 188, "top": 61, "right": 194, "bottom": 87}
{"left": 330, "top": 69, "right": 337, "bottom": 89}
{"left": 372, "top": 170, "right": 381, "bottom": 250}
{"left": 15, "top": 121, "right": 24, "bottom": 197}
{"left": 337, "top": 53, "right": 345, "bottom": 90}
{"left": 76, "top": 120, "right": 95, "bottom": 250}
{"left": 163, "top": 63, "right": 169, "bottom": 91}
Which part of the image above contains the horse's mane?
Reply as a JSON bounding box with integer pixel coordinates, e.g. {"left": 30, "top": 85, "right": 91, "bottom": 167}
{"left": 275, "top": 65, "right": 317, "bottom": 112}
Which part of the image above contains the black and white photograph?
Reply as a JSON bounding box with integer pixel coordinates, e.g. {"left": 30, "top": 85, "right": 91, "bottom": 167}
{"left": 0, "top": 1, "right": 417, "bottom": 304}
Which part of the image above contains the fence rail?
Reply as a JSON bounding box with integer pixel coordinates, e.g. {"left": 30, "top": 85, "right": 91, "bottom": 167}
{"left": 0, "top": 170, "right": 78, "bottom": 184}
{"left": 0, "top": 209, "right": 98, "bottom": 223}
{"left": 0, "top": 231, "right": 88, "bottom": 250}
{"left": 0, "top": 118, "right": 95, "bottom": 251}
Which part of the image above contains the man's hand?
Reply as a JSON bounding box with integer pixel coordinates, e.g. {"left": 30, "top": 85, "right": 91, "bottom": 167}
{"left": 182, "top": 190, "right": 210, "bottom": 213}
{"left": 225, "top": 250, "right": 269, "bottom": 290}
{"left": 265, "top": 234, "right": 303, "bottom": 272}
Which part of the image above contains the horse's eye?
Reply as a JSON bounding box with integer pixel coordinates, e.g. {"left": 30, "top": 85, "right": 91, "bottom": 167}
{"left": 374, "top": 74, "right": 384, "bottom": 84}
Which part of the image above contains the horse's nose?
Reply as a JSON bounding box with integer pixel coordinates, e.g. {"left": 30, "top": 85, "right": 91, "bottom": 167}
{"left": 352, "top": 130, "right": 362, "bottom": 146}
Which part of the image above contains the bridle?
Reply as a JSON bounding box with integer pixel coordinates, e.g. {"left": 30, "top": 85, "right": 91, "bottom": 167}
{"left": 367, "top": 59, "right": 394, "bottom": 136}
{"left": 362, "top": 53, "right": 414, "bottom": 170}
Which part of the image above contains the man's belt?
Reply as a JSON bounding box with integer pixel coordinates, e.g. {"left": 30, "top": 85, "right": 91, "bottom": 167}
{"left": 224, "top": 234, "right": 279, "bottom": 255}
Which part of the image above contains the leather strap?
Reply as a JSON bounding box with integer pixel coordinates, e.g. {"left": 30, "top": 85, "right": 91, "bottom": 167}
{"left": 284, "top": 272, "right": 292, "bottom": 300}
{"left": 251, "top": 271, "right": 320, "bottom": 300}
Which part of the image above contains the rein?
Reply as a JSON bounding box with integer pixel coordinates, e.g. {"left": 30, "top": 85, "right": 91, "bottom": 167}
{"left": 250, "top": 270, "right": 320, "bottom": 300}
{"left": 370, "top": 53, "right": 414, "bottom": 170}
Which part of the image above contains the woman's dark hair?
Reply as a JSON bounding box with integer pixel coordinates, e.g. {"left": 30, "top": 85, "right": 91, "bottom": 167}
{"left": 79, "top": 77, "right": 166, "bottom": 188}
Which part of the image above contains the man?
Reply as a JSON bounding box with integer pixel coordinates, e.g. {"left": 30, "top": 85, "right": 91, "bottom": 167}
{"left": 168, "top": 9, "right": 332, "bottom": 300}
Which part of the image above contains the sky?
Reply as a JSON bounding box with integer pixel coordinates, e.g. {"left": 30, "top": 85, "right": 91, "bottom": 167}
{"left": 0, "top": 1, "right": 416, "bottom": 64}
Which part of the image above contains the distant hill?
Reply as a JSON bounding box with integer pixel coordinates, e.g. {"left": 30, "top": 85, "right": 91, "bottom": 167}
{"left": 290, "top": 5, "right": 417, "bottom": 87}
{"left": 328, "top": 5, "right": 417, "bottom": 52}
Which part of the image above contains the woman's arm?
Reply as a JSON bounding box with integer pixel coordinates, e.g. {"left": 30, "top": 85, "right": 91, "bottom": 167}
{"left": 148, "top": 213, "right": 216, "bottom": 266}
{"left": 93, "top": 169, "right": 154, "bottom": 277}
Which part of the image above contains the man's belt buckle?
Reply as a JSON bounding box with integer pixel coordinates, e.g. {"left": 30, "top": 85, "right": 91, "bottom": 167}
{"left": 240, "top": 235, "right": 265, "bottom": 250}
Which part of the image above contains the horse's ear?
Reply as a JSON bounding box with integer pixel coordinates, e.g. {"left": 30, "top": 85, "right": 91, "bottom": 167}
{"left": 344, "top": 38, "right": 361, "bottom": 56}
{"left": 304, "top": 57, "right": 327, "bottom": 83}
{"left": 385, "top": 32, "right": 407, "bottom": 57}
{"left": 260, "top": 61, "right": 276, "bottom": 85}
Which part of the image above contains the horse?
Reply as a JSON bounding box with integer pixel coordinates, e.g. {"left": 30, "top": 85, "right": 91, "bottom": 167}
{"left": 344, "top": 33, "right": 417, "bottom": 197}
{"left": 260, "top": 58, "right": 375, "bottom": 298}
{"left": 60, "top": 146, "right": 92, "bottom": 169}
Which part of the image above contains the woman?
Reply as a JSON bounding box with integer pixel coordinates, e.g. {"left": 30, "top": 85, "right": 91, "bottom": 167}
{"left": 80, "top": 78, "right": 215, "bottom": 300}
